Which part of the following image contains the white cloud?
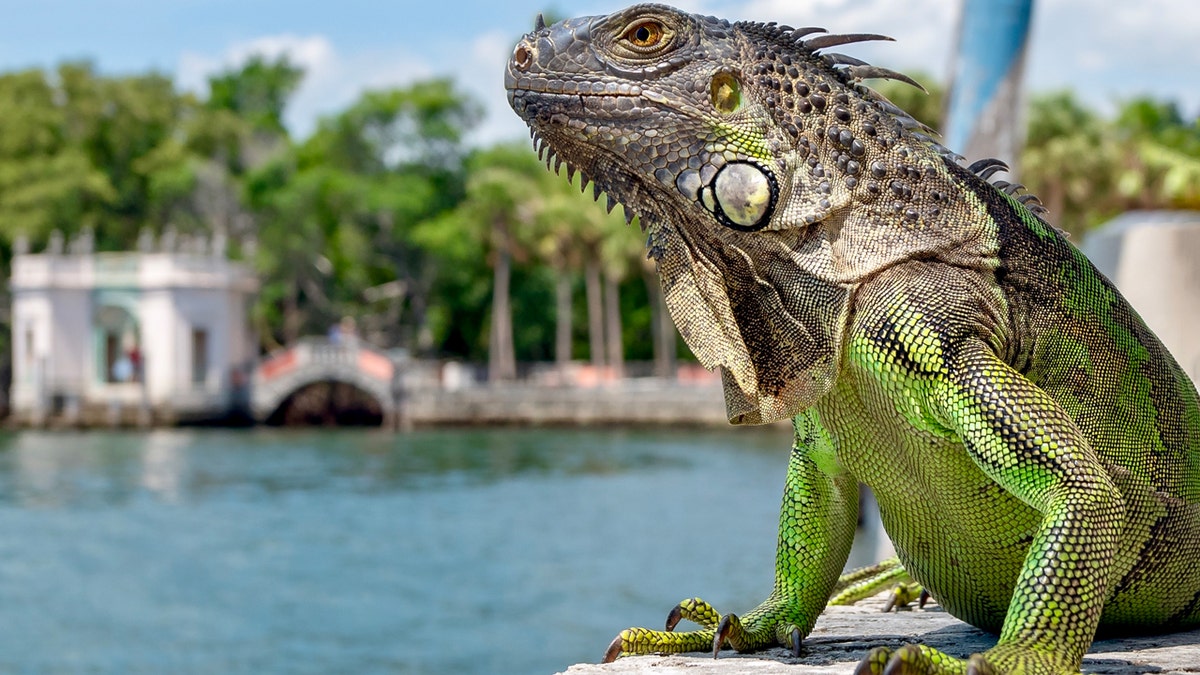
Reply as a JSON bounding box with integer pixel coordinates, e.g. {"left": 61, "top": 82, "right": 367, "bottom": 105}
{"left": 737, "top": 0, "right": 959, "bottom": 80}
{"left": 175, "top": 28, "right": 535, "bottom": 147}
{"left": 460, "top": 30, "right": 531, "bottom": 147}
{"left": 1030, "top": 0, "right": 1200, "bottom": 113}
{"left": 177, "top": 34, "right": 433, "bottom": 140}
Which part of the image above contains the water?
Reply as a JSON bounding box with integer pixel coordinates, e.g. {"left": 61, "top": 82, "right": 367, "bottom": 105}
{"left": 0, "top": 427, "right": 888, "bottom": 674}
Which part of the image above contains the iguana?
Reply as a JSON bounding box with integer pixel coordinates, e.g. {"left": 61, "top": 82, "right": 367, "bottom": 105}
{"left": 504, "top": 5, "right": 1200, "bottom": 673}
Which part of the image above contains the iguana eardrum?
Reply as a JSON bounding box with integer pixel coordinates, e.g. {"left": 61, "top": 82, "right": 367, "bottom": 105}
{"left": 504, "top": 5, "right": 1200, "bottom": 673}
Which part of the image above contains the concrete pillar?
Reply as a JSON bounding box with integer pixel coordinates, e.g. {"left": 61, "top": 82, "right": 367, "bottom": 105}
{"left": 1083, "top": 212, "right": 1200, "bottom": 384}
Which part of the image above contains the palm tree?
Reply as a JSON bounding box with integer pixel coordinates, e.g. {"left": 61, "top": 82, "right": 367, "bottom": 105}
{"left": 532, "top": 180, "right": 586, "bottom": 377}
{"left": 439, "top": 144, "right": 544, "bottom": 381}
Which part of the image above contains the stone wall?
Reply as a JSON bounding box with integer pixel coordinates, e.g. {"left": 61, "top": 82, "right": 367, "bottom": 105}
{"left": 402, "top": 380, "right": 730, "bottom": 426}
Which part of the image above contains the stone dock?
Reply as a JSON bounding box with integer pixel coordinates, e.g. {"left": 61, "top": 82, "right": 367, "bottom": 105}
{"left": 404, "top": 379, "right": 730, "bottom": 427}
{"left": 557, "top": 597, "right": 1200, "bottom": 674}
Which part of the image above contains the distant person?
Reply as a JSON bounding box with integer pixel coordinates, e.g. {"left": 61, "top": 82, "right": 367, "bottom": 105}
{"left": 112, "top": 355, "right": 133, "bottom": 383}
{"left": 129, "top": 346, "right": 142, "bottom": 382}
{"left": 332, "top": 316, "right": 358, "bottom": 346}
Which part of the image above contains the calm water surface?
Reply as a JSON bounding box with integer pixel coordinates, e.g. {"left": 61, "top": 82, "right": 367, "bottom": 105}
{"left": 0, "top": 427, "right": 886, "bottom": 674}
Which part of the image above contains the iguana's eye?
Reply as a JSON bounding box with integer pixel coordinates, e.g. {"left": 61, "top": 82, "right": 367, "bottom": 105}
{"left": 711, "top": 73, "right": 743, "bottom": 115}
{"left": 625, "top": 20, "right": 664, "bottom": 48}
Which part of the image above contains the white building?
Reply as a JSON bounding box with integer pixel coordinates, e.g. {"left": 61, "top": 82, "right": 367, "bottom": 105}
{"left": 10, "top": 232, "right": 258, "bottom": 425}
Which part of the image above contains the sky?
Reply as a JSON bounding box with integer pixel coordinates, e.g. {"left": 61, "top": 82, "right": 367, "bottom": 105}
{"left": 1, "top": 0, "right": 1197, "bottom": 148}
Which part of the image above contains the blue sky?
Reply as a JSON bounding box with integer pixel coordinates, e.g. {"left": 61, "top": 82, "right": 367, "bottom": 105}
{"left": 2, "top": 0, "right": 1198, "bottom": 147}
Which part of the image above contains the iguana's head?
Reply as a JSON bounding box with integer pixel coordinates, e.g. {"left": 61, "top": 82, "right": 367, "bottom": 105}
{"left": 506, "top": 4, "right": 995, "bottom": 424}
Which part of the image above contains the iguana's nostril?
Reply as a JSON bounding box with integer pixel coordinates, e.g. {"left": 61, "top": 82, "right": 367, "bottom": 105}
{"left": 512, "top": 42, "right": 534, "bottom": 71}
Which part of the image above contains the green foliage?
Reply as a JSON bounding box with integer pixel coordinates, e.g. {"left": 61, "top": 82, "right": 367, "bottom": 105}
{"left": 247, "top": 79, "right": 481, "bottom": 351}
{"left": 1022, "top": 92, "right": 1200, "bottom": 235}
{"left": 207, "top": 55, "right": 303, "bottom": 136}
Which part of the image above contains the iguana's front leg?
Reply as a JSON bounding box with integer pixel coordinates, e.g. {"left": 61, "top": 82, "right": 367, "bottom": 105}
{"left": 604, "top": 409, "right": 859, "bottom": 660}
{"left": 857, "top": 339, "right": 1124, "bottom": 675}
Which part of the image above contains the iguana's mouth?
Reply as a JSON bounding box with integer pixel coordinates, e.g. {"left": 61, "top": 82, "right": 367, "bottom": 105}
{"left": 506, "top": 84, "right": 669, "bottom": 128}
{"left": 506, "top": 79, "right": 645, "bottom": 99}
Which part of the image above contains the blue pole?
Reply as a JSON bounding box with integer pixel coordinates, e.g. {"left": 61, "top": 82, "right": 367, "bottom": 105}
{"left": 943, "top": 0, "right": 1035, "bottom": 174}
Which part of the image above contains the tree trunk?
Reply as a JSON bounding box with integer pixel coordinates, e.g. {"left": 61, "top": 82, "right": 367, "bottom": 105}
{"left": 412, "top": 267, "right": 439, "bottom": 355}
{"left": 584, "top": 258, "right": 605, "bottom": 369}
{"left": 603, "top": 271, "right": 624, "bottom": 379}
{"left": 555, "top": 271, "right": 573, "bottom": 375}
{"left": 488, "top": 242, "right": 516, "bottom": 382}
{"left": 283, "top": 280, "right": 301, "bottom": 344}
{"left": 644, "top": 271, "right": 677, "bottom": 378}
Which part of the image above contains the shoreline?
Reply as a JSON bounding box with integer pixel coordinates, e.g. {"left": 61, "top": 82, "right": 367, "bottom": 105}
{"left": 5, "top": 379, "right": 743, "bottom": 429}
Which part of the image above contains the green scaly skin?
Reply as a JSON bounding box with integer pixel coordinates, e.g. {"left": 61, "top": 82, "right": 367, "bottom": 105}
{"left": 505, "top": 5, "right": 1200, "bottom": 673}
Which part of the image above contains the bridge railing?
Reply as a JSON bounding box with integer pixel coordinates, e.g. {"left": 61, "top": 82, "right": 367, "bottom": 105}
{"left": 249, "top": 337, "right": 401, "bottom": 423}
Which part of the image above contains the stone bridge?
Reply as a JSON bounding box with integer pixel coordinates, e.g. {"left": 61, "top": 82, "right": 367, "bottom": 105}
{"left": 250, "top": 337, "right": 400, "bottom": 424}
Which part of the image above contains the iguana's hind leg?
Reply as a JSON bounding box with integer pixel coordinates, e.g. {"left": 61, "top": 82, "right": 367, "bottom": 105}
{"left": 604, "top": 412, "right": 860, "bottom": 660}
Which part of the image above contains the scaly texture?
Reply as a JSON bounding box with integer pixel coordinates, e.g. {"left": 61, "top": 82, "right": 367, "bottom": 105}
{"left": 504, "top": 5, "right": 1200, "bottom": 674}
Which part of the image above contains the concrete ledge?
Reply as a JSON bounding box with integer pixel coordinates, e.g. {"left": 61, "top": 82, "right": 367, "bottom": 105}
{"left": 557, "top": 598, "right": 1200, "bottom": 674}
{"left": 407, "top": 381, "right": 730, "bottom": 426}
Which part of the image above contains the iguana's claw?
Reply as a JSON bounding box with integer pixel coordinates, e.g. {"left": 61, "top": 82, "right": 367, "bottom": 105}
{"left": 853, "top": 645, "right": 892, "bottom": 675}
{"left": 712, "top": 610, "right": 802, "bottom": 656}
{"left": 918, "top": 589, "right": 931, "bottom": 608}
{"left": 603, "top": 635, "right": 624, "bottom": 664}
{"left": 965, "top": 654, "right": 998, "bottom": 675}
{"left": 882, "top": 582, "right": 925, "bottom": 612}
{"left": 713, "top": 614, "right": 733, "bottom": 657}
{"left": 666, "top": 597, "right": 721, "bottom": 631}
{"left": 665, "top": 604, "right": 683, "bottom": 631}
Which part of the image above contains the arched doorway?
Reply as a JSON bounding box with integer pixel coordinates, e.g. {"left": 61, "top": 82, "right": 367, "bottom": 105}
{"left": 94, "top": 304, "right": 141, "bottom": 383}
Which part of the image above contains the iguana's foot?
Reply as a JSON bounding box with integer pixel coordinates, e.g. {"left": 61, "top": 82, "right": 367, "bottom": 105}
{"left": 830, "top": 558, "right": 930, "bottom": 611}
{"left": 602, "top": 595, "right": 807, "bottom": 662}
{"left": 853, "top": 644, "right": 1074, "bottom": 674}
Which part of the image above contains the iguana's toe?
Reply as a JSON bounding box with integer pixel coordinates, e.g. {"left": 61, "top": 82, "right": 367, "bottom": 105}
{"left": 603, "top": 625, "right": 715, "bottom": 662}
{"left": 666, "top": 597, "right": 721, "bottom": 631}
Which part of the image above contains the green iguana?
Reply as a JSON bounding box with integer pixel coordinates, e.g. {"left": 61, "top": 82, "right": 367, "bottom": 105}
{"left": 504, "top": 5, "right": 1200, "bottom": 673}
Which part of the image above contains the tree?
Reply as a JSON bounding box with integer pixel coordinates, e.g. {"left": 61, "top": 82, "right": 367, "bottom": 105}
{"left": 248, "top": 79, "right": 481, "bottom": 352}
{"left": 0, "top": 68, "right": 115, "bottom": 243}
{"left": 530, "top": 178, "right": 586, "bottom": 374}
{"left": 1111, "top": 98, "right": 1200, "bottom": 213}
{"left": 420, "top": 143, "right": 543, "bottom": 381}
{"left": 1019, "top": 91, "right": 1120, "bottom": 235}
{"left": 207, "top": 55, "right": 303, "bottom": 138}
